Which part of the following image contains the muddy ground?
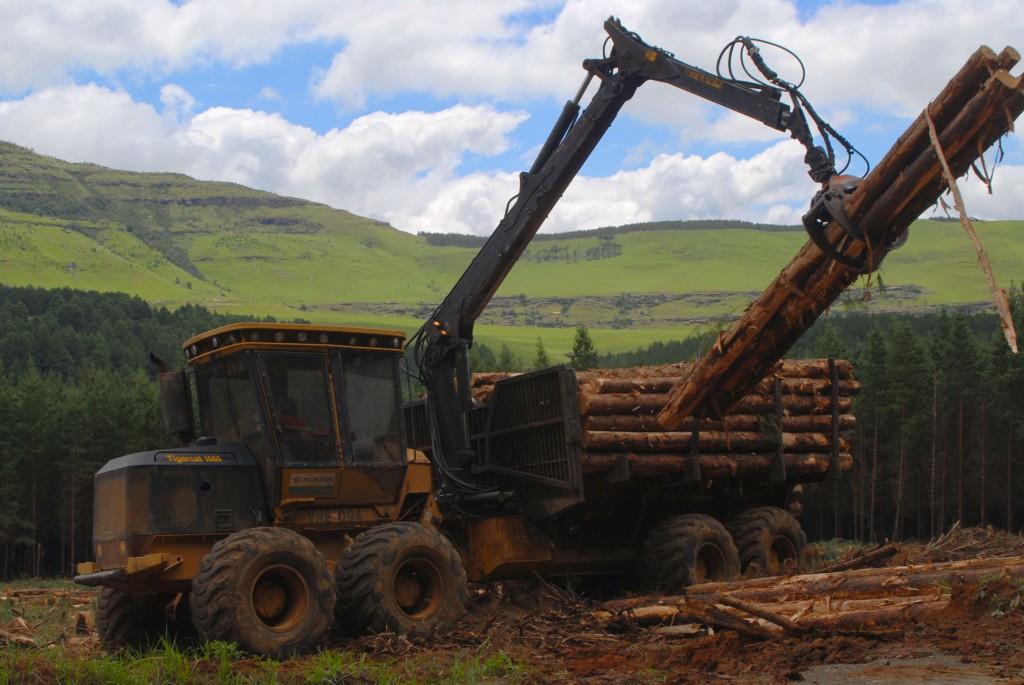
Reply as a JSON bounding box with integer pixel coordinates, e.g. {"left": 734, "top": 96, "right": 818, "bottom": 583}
{"left": 5, "top": 528, "right": 1024, "bottom": 683}
{"left": 356, "top": 572, "right": 1024, "bottom": 684}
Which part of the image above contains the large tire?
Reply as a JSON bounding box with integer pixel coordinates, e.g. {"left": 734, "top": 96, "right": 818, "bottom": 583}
{"left": 640, "top": 514, "right": 740, "bottom": 591}
{"left": 96, "top": 587, "right": 175, "bottom": 651}
{"left": 189, "top": 527, "right": 335, "bottom": 658}
{"left": 729, "top": 506, "right": 807, "bottom": 576}
{"left": 335, "top": 522, "right": 467, "bottom": 637}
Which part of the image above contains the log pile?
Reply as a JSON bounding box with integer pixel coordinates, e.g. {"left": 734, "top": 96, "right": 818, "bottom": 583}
{"left": 658, "top": 45, "right": 1024, "bottom": 428}
{"left": 474, "top": 358, "right": 858, "bottom": 480}
{"left": 594, "top": 555, "right": 1024, "bottom": 638}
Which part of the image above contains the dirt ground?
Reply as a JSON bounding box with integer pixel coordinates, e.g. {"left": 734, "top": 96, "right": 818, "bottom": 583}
{"left": 345, "top": 527, "right": 1024, "bottom": 683}
{"left": 365, "top": 574, "right": 1024, "bottom": 684}
{"left": 5, "top": 528, "right": 1024, "bottom": 683}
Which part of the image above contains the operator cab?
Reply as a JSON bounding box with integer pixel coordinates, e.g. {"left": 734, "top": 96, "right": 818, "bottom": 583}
{"left": 174, "top": 323, "right": 408, "bottom": 505}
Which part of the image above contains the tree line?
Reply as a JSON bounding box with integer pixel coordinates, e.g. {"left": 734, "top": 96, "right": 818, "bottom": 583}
{"left": 0, "top": 285, "right": 279, "bottom": 579}
{"left": 1, "top": 282, "right": 1023, "bottom": 578}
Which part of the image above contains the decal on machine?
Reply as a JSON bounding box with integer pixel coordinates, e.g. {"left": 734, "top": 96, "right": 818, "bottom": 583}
{"left": 286, "top": 471, "right": 339, "bottom": 496}
{"left": 159, "top": 454, "right": 235, "bottom": 464}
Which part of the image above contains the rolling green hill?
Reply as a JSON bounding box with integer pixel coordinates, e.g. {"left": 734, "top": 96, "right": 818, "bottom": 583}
{"left": 1, "top": 141, "right": 1020, "bottom": 360}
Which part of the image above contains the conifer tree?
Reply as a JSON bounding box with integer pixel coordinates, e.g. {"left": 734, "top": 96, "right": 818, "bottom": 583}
{"left": 533, "top": 336, "right": 550, "bottom": 369}
{"left": 496, "top": 343, "right": 522, "bottom": 372}
{"left": 569, "top": 325, "right": 598, "bottom": 371}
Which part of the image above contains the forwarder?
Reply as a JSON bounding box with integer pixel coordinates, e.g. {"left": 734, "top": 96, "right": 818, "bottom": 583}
{"left": 76, "top": 17, "right": 868, "bottom": 657}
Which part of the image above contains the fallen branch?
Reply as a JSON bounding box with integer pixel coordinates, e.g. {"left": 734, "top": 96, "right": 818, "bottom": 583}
{"left": 815, "top": 542, "right": 902, "bottom": 573}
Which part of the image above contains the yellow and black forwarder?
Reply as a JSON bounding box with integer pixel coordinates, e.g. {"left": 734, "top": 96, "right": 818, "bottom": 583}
{"left": 75, "top": 323, "right": 468, "bottom": 657}
{"left": 76, "top": 17, "right": 869, "bottom": 658}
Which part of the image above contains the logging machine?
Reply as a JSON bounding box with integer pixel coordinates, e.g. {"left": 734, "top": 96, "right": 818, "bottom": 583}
{"left": 75, "top": 17, "right": 863, "bottom": 658}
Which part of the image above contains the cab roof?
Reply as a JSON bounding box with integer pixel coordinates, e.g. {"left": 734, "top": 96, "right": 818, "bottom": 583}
{"left": 182, "top": 322, "right": 406, "bottom": 363}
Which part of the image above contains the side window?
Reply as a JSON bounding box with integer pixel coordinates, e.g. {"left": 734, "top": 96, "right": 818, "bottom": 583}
{"left": 336, "top": 352, "right": 403, "bottom": 466}
{"left": 196, "top": 353, "right": 265, "bottom": 445}
{"left": 259, "top": 353, "right": 338, "bottom": 466}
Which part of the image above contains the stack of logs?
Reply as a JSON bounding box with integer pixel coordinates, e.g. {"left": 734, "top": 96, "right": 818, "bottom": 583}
{"left": 594, "top": 554, "right": 1024, "bottom": 639}
{"left": 658, "top": 44, "right": 1024, "bottom": 429}
{"left": 473, "top": 358, "right": 858, "bottom": 481}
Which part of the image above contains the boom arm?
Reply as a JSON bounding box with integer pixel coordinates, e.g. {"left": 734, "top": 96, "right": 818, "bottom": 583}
{"left": 411, "top": 17, "right": 838, "bottom": 481}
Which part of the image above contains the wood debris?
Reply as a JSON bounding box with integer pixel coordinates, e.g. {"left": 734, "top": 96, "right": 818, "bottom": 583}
{"left": 596, "top": 554, "right": 1024, "bottom": 640}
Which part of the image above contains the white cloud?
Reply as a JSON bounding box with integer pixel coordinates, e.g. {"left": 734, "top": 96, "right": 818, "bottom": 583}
{"left": 160, "top": 83, "right": 196, "bottom": 121}
{"left": 0, "top": 0, "right": 1021, "bottom": 236}
{"left": 938, "top": 164, "right": 1024, "bottom": 223}
{"left": 0, "top": 83, "right": 529, "bottom": 228}
{"left": 258, "top": 86, "right": 282, "bottom": 102}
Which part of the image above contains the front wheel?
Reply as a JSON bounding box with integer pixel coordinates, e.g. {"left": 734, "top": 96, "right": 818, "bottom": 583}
{"left": 189, "top": 527, "right": 335, "bottom": 658}
{"left": 640, "top": 514, "right": 740, "bottom": 591}
{"left": 335, "top": 522, "right": 467, "bottom": 637}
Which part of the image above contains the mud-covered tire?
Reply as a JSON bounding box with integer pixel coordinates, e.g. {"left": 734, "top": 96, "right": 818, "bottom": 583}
{"left": 640, "top": 514, "right": 740, "bottom": 591}
{"left": 96, "top": 587, "right": 175, "bottom": 651}
{"left": 335, "top": 522, "right": 467, "bottom": 637}
{"left": 189, "top": 527, "right": 335, "bottom": 658}
{"left": 729, "top": 506, "right": 807, "bottom": 575}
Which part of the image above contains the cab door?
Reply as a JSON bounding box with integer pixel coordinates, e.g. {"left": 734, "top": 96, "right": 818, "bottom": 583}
{"left": 257, "top": 352, "right": 343, "bottom": 501}
{"left": 332, "top": 349, "right": 408, "bottom": 503}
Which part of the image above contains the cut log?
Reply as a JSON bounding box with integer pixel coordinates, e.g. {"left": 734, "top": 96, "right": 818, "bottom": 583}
{"left": 580, "top": 429, "right": 851, "bottom": 454}
{"left": 579, "top": 451, "right": 851, "bottom": 477}
{"left": 657, "top": 47, "right": 1024, "bottom": 428}
{"left": 580, "top": 392, "right": 852, "bottom": 416}
{"left": 587, "top": 376, "right": 860, "bottom": 397}
{"left": 689, "top": 555, "right": 1024, "bottom": 603}
{"left": 582, "top": 413, "right": 857, "bottom": 433}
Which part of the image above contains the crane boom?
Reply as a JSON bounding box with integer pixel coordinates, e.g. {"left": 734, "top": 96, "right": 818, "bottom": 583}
{"left": 411, "top": 17, "right": 841, "bottom": 479}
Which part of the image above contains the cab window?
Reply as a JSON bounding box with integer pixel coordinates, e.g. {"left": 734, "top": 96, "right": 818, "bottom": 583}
{"left": 259, "top": 353, "right": 338, "bottom": 466}
{"left": 195, "top": 352, "right": 266, "bottom": 446}
{"left": 335, "top": 351, "right": 403, "bottom": 466}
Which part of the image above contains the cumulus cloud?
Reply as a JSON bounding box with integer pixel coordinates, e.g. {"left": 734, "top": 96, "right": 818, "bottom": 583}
{"left": 0, "top": 0, "right": 1020, "bottom": 235}
{"left": 0, "top": 83, "right": 528, "bottom": 230}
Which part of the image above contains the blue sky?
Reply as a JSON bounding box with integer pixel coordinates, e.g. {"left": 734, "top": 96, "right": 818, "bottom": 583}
{"left": 0, "top": 0, "right": 1020, "bottom": 235}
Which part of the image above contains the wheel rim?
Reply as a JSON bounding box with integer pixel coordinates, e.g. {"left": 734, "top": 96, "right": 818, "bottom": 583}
{"left": 767, "top": 536, "right": 798, "bottom": 572}
{"left": 693, "top": 542, "right": 728, "bottom": 583}
{"left": 392, "top": 557, "right": 445, "bottom": 620}
{"left": 249, "top": 564, "right": 310, "bottom": 632}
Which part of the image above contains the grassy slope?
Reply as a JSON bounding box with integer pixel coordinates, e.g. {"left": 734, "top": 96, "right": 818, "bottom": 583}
{"left": 1, "top": 143, "right": 1020, "bottom": 361}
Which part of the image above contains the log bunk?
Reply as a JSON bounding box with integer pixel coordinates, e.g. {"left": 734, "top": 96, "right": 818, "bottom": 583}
{"left": 473, "top": 358, "right": 859, "bottom": 482}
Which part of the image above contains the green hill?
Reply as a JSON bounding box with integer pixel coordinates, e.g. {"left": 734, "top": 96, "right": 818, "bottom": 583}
{"left": 1, "top": 141, "right": 1020, "bottom": 360}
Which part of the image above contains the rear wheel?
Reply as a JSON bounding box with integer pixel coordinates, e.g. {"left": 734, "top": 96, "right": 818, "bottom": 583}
{"left": 729, "top": 506, "right": 807, "bottom": 575}
{"left": 640, "top": 514, "right": 740, "bottom": 591}
{"left": 190, "top": 527, "right": 335, "bottom": 658}
{"left": 335, "top": 522, "right": 467, "bottom": 637}
{"left": 96, "top": 587, "right": 175, "bottom": 651}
